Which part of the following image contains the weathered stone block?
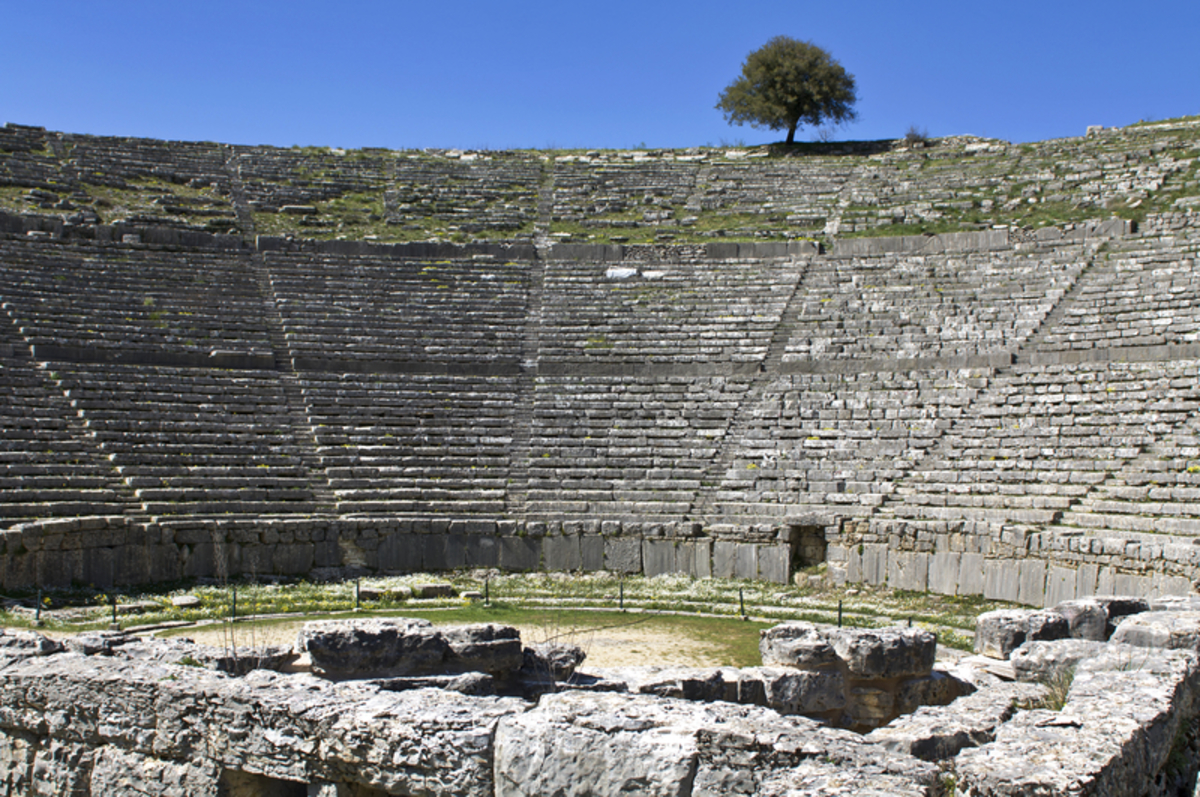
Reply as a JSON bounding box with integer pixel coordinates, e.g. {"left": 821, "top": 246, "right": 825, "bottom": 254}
{"left": 974, "top": 609, "right": 1033, "bottom": 659}
{"left": 757, "top": 544, "right": 789, "bottom": 584}
{"left": 464, "top": 535, "right": 500, "bottom": 568}
{"left": 862, "top": 543, "right": 888, "bottom": 586}
{"left": 734, "top": 543, "right": 758, "bottom": 581}
{"left": 829, "top": 626, "right": 936, "bottom": 680}
{"left": 754, "top": 666, "right": 847, "bottom": 714}
{"left": 641, "top": 540, "right": 676, "bottom": 578}
{"left": 1110, "top": 611, "right": 1200, "bottom": 652}
{"left": 888, "top": 551, "right": 929, "bottom": 592}
{"left": 604, "top": 537, "right": 641, "bottom": 574}
{"left": 1054, "top": 599, "right": 1108, "bottom": 641}
{"left": 759, "top": 622, "right": 839, "bottom": 670}
{"left": 543, "top": 534, "right": 581, "bottom": 572}
{"left": 499, "top": 537, "right": 540, "bottom": 572}
{"left": 928, "top": 552, "right": 960, "bottom": 596}
{"left": 1010, "top": 639, "right": 1107, "bottom": 684}
{"left": 712, "top": 540, "right": 737, "bottom": 579}
{"left": 300, "top": 618, "right": 448, "bottom": 678}
{"left": 581, "top": 535, "right": 604, "bottom": 571}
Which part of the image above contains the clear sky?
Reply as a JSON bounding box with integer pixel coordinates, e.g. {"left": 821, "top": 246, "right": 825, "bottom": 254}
{"left": 2, "top": 0, "right": 1197, "bottom": 151}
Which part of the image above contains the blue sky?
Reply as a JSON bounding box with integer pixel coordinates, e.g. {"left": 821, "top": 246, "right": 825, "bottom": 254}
{"left": 2, "top": 1, "right": 1197, "bottom": 151}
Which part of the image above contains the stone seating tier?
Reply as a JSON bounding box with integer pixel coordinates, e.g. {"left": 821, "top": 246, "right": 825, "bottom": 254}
{"left": 264, "top": 252, "right": 528, "bottom": 366}
{"left": 886, "top": 359, "right": 1200, "bottom": 527}
{"left": 51, "top": 363, "right": 314, "bottom": 517}
{"left": 537, "top": 256, "right": 798, "bottom": 365}
{"left": 784, "top": 246, "right": 1089, "bottom": 362}
{"left": 301, "top": 372, "right": 517, "bottom": 516}
{"left": 0, "top": 240, "right": 272, "bottom": 359}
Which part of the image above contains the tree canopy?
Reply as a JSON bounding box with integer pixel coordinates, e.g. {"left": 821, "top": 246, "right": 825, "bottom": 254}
{"left": 716, "top": 37, "right": 858, "bottom": 145}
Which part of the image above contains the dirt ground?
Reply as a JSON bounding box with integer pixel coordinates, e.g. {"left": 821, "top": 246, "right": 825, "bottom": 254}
{"left": 162, "top": 620, "right": 724, "bottom": 669}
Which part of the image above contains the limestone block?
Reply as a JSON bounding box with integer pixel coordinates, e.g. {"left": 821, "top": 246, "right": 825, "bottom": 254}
{"left": 1094, "top": 596, "right": 1151, "bottom": 636}
{"left": 1054, "top": 599, "right": 1109, "bottom": 641}
{"left": 734, "top": 543, "right": 758, "bottom": 581}
{"left": 274, "top": 543, "right": 314, "bottom": 575}
{"left": 444, "top": 534, "right": 468, "bottom": 570}
{"left": 441, "top": 624, "right": 524, "bottom": 677}
{"left": 928, "top": 551, "right": 960, "bottom": 596}
{"left": 958, "top": 552, "right": 984, "bottom": 596}
{"left": 829, "top": 626, "right": 936, "bottom": 679}
{"left": 1044, "top": 565, "right": 1077, "bottom": 607}
{"left": 299, "top": 618, "right": 449, "bottom": 678}
{"left": 422, "top": 534, "right": 449, "bottom": 571}
{"left": 847, "top": 684, "right": 894, "bottom": 727}
{"left": 956, "top": 646, "right": 1198, "bottom": 797}
{"left": 888, "top": 551, "right": 929, "bottom": 592}
{"left": 544, "top": 534, "right": 582, "bottom": 572}
{"left": 499, "top": 536, "right": 540, "bottom": 571}
{"left": 0, "top": 629, "right": 64, "bottom": 660}
{"left": 642, "top": 540, "right": 676, "bottom": 578}
{"left": 974, "top": 609, "right": 1033, "bottom": 659}
{"left": 757, "top": 544, "right": 789, "bottom": 584}
{"left": 1025, "top": 609, "right": 1069, "bottom": 643}
{"left": 862, "top": 543, "right": 888, "bottom": 586}
{"left": 867, "top": 681, "right": 1049, "bottom": 762}
{"left": 89, "top": 746, "right": 219, "bottom": 797}
{"left": 1010, "top": 639, "right": 1108, "bottom": 684}
{"left": 493, "top": 691, "right": 937, "bottom": 797}
{"left": 521, "top": 642, "right": 587, "bottom": 682}
{"left": 1016, "top": 559, "right": 1047, "bottom": 606}
{"left": 377, "top": 533, "right": 419, "bottom": 572}
{"left": 983, "top": 560, "right": 1019, "bottom": 603}
{"left": 29, "top": 739, "right": 93, "bottom": 796}
{"left": 676, "top": 539, "right": 710, "bottom": 580}
{"left": 894, "top": 669, "right": 972, "bottom": 716}
{"left": 1110, "top": 611, "right": 1200, "bottom": 652}
{"left": 712, "top": 540, "right": 737, "bottom": 579}
{"left": 604, "top": 537, "right": 642, "bottom": 574}
{"left": 464, "top": 535, "right": 500, "bottom": 568}
{"left": 581, "top": 535, "right": 604, "bottom": 571}
{"left": 759, "top": 622, "right": 839, "bottom": 669}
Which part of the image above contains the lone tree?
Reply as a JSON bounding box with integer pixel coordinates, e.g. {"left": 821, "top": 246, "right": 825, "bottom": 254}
{"left": 716, "top": 36, "right": 858, "bottom": 145}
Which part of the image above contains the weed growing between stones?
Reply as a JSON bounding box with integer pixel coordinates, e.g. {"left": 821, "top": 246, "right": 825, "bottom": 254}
{"left": 1020, "top": 666, "right": 1076, "bottom": 712}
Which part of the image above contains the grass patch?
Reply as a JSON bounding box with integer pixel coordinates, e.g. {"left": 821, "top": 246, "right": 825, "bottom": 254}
{"left": 1, "top": 572, "right": 1015, "bottom": 653}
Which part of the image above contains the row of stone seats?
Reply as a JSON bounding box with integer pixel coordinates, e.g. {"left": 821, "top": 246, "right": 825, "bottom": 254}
{"left": 1033, "top": 235, "right": 1200, "bottom": 354}
{"left": 538, "top": 256, "right": 799, "bottom": 365}
{"left": 388, "top": 155, "right": 541, "bottom": 232}
{"left": 0, "top": 124, "right": 62, "bottom": 193}
{"left": 300, "top": 372, "right": 518, "bottom": 515}
{"left": 551, "top": 160, "right": 697, "bottom": 224}
{"left": 525, "top": 376, "right": 751, "bottom": 519}
{"left": 783, "top": 246, "right": 1087, "bottom": 362}
{"left": 53, "top": 363, "right": 315, "bottom": 516}
{"left": 231, "top": 146, "right": 393, "bottom": 210}
{"left": 0, "top": 240, "right": 272, "bottom": 360}
{"left": 838, "top": 125, "right": 1196, "bottom": 233}
{"left": 699, "top": 160, "right": 852, "bottom": 221}
{"left": 1055, "top": 389, "right": 1200, "bottom": 536}
{"left": 709, "top": 368, "right": 987, "bottom": 525}
{"left": 264, "top": 252, "right": 528, "bottom": 367}
{"left": 885, "top": 359, "right": 1200, "bottom": 527}
{"left": 0, "top": 352, "right": 132, "bottom": 527}
{"left": 61, "top": 133, "right": 229, "bottom": 190}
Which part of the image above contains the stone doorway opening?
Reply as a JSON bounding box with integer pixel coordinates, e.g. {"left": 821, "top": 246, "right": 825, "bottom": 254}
{"left": 789, "top": 524, "right": 828, "bottom": 571}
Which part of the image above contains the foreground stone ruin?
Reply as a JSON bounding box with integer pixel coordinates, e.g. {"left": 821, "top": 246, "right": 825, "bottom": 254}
{"left": 2, "top": 597, "right": 1200, "bottom": 796}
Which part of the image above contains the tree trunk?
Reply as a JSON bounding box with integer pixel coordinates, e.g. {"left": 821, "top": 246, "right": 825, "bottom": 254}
{"left": 786, "top": 124, "right": 796, "bottom": 145}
